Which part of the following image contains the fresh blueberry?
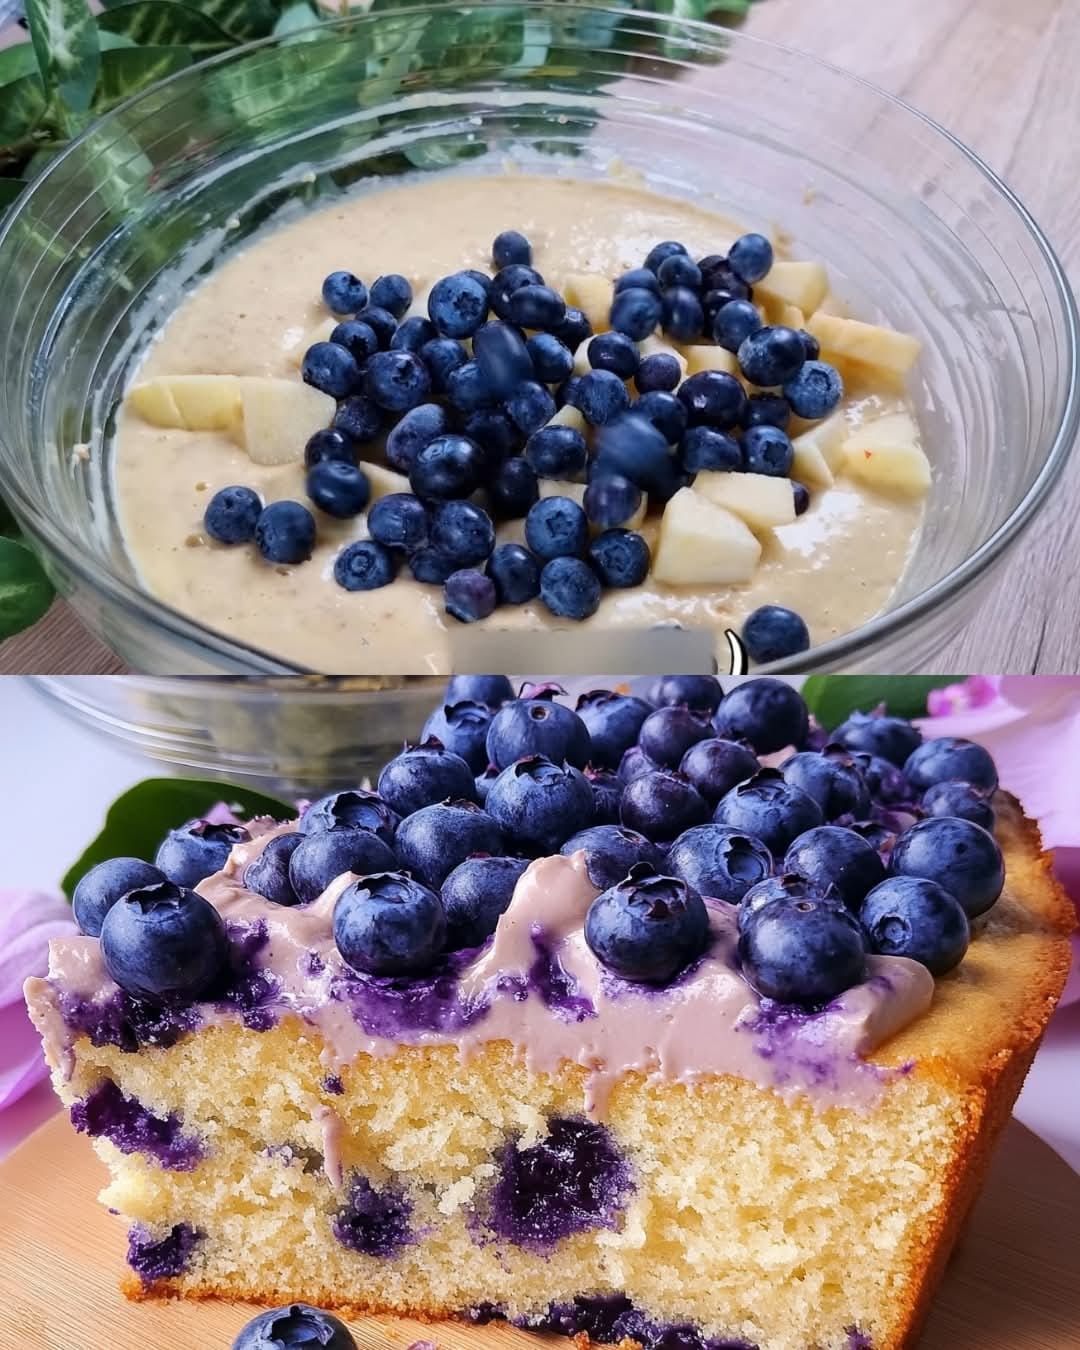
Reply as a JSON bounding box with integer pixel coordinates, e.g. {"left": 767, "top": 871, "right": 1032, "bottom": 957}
{"left": 524, "top": 427, "right": 586, "bottom": 483}
{"left": 384, "top": 403, "right": 447, "bottom": 473}
{"left": 367, "top": 493, "right": 428, "bottom": 553}
{"left": 333, "top": 395, "right": 382, "bottom": 444}
{"left": 574, "top": 690, "right": 652, "bottom": 769}
{"left": 678, "top": 738, "right": 758, "bottom": 805}
{"left": 650, "top": 674, "right": 725, "bottom": 713}
{"left": 711, "top": 298, "right": 763, "bottom": 353}
{"left": 300, "top": 789, "right": 398, "bottom": 845}
{"left": 389, "top": 315, "right": 437, "bottom": 354}
{"left": 464, "top": 408, "right": 520, "bottom": 461}
{"left": 506, "top": 381, "right": 557, "bottom": 435}
{"left": 609, "top": 287, "right": 663, "bottom": 342}
{"left": 490, "top": 264, "right": 545, "bottom": 320}
{"left": 633, "top": 390, "right": 687, "bottom": 445}
{"left": 738, "top": 326, "right": 806, "bottom": 387}
{"left": 783, "top": 825, "right": 886, "bottom": 909}
{"left": 851, "top": 752, "right": 912, "bottom": 806}
{"left": 395, "top": 800, "right": 504, "bottom": 888}
{"left": 526, "top": 333, "right": 574, "bottom": 384}
{"left": 792, "top": 481, "right": 810, "bottom": 515}
{"left": 430, "top": 500, "right": 495, "bottom": 567}
{"left": 615, "top": 267, "right": 662, "bottom": 296}
{"left": 525, "top": 495, "right": 588, "bottom": 560}
{"left": 679, "top": 426, "right": 741, "bottom": 473}
{"left": 409, "top": 434, "right": 485, "bottom": 501}
{"left": 860, "top": 876, "right": 970, "bottom": 975}
{"left": 554, "top": 305, "right": 592, "bottom": 350}
{"left": 231, "top": 1303, "right": 356, "bottom": 1350}
{"left": 301, "top": 341, "right": 360, "bottom": 398}
{"left": 743, "top": 604, "right": 810, "bottom": 663}
{"left": 620, "top": 769, "right": 709, "bottom": 842}
{"left": 741, "top": 393, "right": 791, "bottom": 431}
{"left": 333, "top": 871, "right": 446, "bottom": 976}
{"left": 584, "top": 474, "right": 642, "bottom": 529}
{"left": 305, "top": 428, "right": 356, "bottom": 469}
{"left": 714, "top": 768, "right": 823, "bottom": 855}
{"left": 666, "top": 824, "right": 772, "bottom": 903}
{"left": 783, "top": 361, "right": 843, "bottom": 420}
{"left": 322, "top": 271, "right": 368, "bottom": 316}
{"left": 644, "top": 240, "right": 689, "bottom": 273}
{"left": 408, "top": 549, "right": 455, "bottom": 585}
{"left": 333, "top": 540, "right": 395, "bottom": 591}
{"left": 540, "top": 556, "right": 601, "bottom": 620}
{"left": 832, "top": 710, "right": 923, "bottom": 768}
{"left": 585, "top": 766, "right": 621, "bottom": 824}
{"left": 242, "top": 834, "right": 303, "bottom": 908}
{"left": 289, "top": 828, "right": 398, "bottom": 905}
{"left": 486, "top": 542, "right": 541, "bottom": 605}
{"left": 557, "top": 374, "right": 585, "bottom": 410}
{"left": 331, "top": 319, "right": 380, "bottom": 362}
{"left": 588, "top": 529, "right": 650, "bottom": 589}
{"left": 364, "top": 350, "right": 431, "bottom": 412}
{"left": 306, "top": 460, "right": 369, "bottom": 518}
{"left": 677, "top": 370, "right": 745, "bottom": 430}
{"left": 561, "top": 823, "right": 663, "bottom": 891}
{"left": 585, "top": 865, "right": 708, "bottom": 983}
{"left": 635, "top": 353, "right": 681, "bottom": 394}
{"left": 486, "top": 755, "right": 593, "bottom": 852}
{"left": 508, "top": 284, "right": 567, "bottom": 332}
{"left": 781, "top": 747, "right": 870, "bottom": 819}
{"left": 420, "top": 336, "right": 468, "bottom": 392}
{"left": 155, "top": 820, "right": 250, "bottom": 888}
{"left": 445, "top": 674, "right": 513, "bottom": 707}
{"left": 713, "top": 678, "right": 809, "bottom": 754}
{"left": 799, "top": 329, "right": 821, "bottom": 360}
{"left": 728, "top": 233, "right": 774, "bottom": 285}
{"left": 922, "top": 780, "right": 995, "bottom": 831}
{"left": 100, "top": 881, "right": 230, "bottom": 1001}
{"left": 445, "top": 569, "right": 497, "bottom": 623}
{"left": 701, "top": 281, "right": 751, "bottom": 320}
{"left": 493, "top": 230, "right": 532, "bottom": 268}
{"left": 903, "top": 737, "right": 998, "bottom": 794}
{"left": 370, "top": 273, "right": 412, "bottom": 318}
{"left": 742, "top": 425, "right": 794, "bottom": 477}
{"left": 428, "top": 271, "right": 490, "bottom": 338}
{"left": 594, "top": 413, "right": 680, "bottom": 496}
{"left": 490, "top": 456, "right": 539, "bottom": 518}
{"left": 73, "top": 857, "right": 167, "bottom": 938}
{"left": 474, "top": 321, "right": 533, "bottom": 398}
{"left": 660, "top": 287, "right": 704, "bottom": 342}
{"left": 618, "top": 744, "right": 658, "bottom": 787}
{"left": 657, "top": 253, "right": 702, "bottom": 291}
{"left": 422, "top": 699, "right": 493, "bottom": 772}
{"left": 737, "top": 872, "right": 822, "bottom": 934}
{"left": 442, "top": 855, "right": 530, "bottom": 949}
{"left": 474, "top": 766, "right": 499, "bottom": 804}
{"left": 486, "top": 685, "right": 591, "bottom": 769}
{"left": 377, "top": 738, "right": 476, "bottom": 816}
{"left": 588, "top": 332, "right": 639, "bottom": 380}
{"left": 204, "top": 485, "right": 261, "bottom": 545}
{"left": 639, "top": 705, "right": 712, "bottom": 769}
{"left": 890, "top": 816, "right": 1004, "bottom": 918}
{"left": 354, "top": 306, "right": 398, "bottom": 348}
{"left": 699, "top": 254, "right": 751, "bottom": 296}
{"left": 738, "top": 892, "right": 865, "bottom": 1006}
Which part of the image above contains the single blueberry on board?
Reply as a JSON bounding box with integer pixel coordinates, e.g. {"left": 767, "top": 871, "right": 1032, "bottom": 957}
{"left": 713, "top": 769, "right": 823, "bottom": 856}
{"left": 321, "top": 270, "right": 368, "bottom": 315}
{"left": 486, "top": 542, "right": 541, "bottom": 605}
{"left": 738, "top": 892, "right": 867, "bottom": 1006}
{"left": 890, "top": 815, "right": 1004, "bottom": 918}
{"left": 585, "top": 865, "right": 709, "bottom": 982}
{"left": 232, "top": 1303, "right": 357, "bottom": 1350}
{"left": 540, "top": 556, "right": 602, "bottom": 621}
{"left": 243, "top": 834, "right": 304, "bottom": 907}
{"left": 620, "top": 769, "right": 709, "bottom": 842}
{"left": 575, "top": 689, "right": 652, "bottom": 769}
{"left": 486, "top": 754, "right": 595, "bottom": 852}
{"left": 288, "top": 827, "right": 398, "bottom": 905}
{"left": 561, "top": 824, "right": 663, "bottom": 891}
{"left": 73, "top": 857, "right": 168, "bottom": 938}
{"left": 254, "top": 501, "right": 316, "bottom": 565}
{"left": 100, "top": 881, "right": 231, "bottom": 1001}
{"left": 301, "top": 341, "right": 360, "bottom": 399}
{"left": 204, "top": 486, "right": 261, "bottom": 545}
{"left": 395, "top": 800, "right": 505, "bottom": 888}
{"left": 783, "top": 825, "right": 886, "bottom": 910}
{"left": 333, "top": 871, "right": 446, "bottom": 975}
{"left": 333, "top": 541, "right": 395, "bottom": 592}
{"left": 666, "top": 824, "right": 772, "bottom": 904}
{"left": 588, "top": 529, "right": 650, "bottom": 589}
{"left": 444, "top": 569, "right": 497, "bottom": 623}
{"left": 713, "top": 678, "right": 810, "bottom": 754}
{"left": 442, "top": 855, "right": 531, "bottom": 949}
{"left": 155, "top": 820, "right": 250, "bottom": 888}
{"left": 860, "top": 875, "right": 970, "bottom": 975}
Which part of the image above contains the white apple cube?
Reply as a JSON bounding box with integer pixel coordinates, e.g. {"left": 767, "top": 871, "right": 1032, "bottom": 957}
{"left": 363, "top": 462, "right": 412, "bottom": 502}
{"left": 236, "top": 379, "right": 336, "bottom": 466}
{"left": 694, "top": 471, "right": 796, "bottom": 532}
{"left": 757, "top": 260, "right": 829, "bottom": 316}
{"left": 563, "top": 274, "right": 613, "bottom": 333}
{"left": 840, "top": 412, "right": 931, "bottom": 496}
{"left": 791, "top": 412, "right": 848, "bottom": 477}
{"left": 652, "top": 488, "right": 761, "bottom": 585}
{"left": 807, "top": 313, "right": 922, "bottom": 380}
{"left": 548, "top": 403, "right": 588, "bottom": 435}
{"left": 128, "top": 375, "right": 242, "bottom": 432}
{"left": 572, "top": 339, "right": 593, "bottom": 376}
{"left": 681, "top": 345, "right": 739, "bottom": 377}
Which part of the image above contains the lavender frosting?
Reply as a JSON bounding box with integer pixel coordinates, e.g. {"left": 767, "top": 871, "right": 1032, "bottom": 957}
{"left": 25, "top": 823, "right": 934, "bottom": 1119}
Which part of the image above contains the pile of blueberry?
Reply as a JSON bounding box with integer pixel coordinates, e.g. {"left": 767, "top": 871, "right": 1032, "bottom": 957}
{"left": 72, "top": 675, "right": 1004, "bottom": 1013}
{"left": 202, "top": 228, "right": 841, "bottom": 628}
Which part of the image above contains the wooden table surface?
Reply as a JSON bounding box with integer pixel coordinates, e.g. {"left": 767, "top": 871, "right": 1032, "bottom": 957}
{"left": 1, "top": 0, "right": 1078, "bottom": 676}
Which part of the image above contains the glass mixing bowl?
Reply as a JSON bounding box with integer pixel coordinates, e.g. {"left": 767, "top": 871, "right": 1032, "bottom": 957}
{"left": 0, "top": 3, "right": 1075, "bottom": 673}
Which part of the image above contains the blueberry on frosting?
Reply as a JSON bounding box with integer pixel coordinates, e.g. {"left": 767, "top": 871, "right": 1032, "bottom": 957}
{"left": 376, "top": 737, "right": 476, "bottom": 817}
{"left": 73, "top": 857, "right": 167, "bottom": 938}
{"left": 783, "top": 826, "right": 886, "bottom": 911}
{"left": 889, "top": 815, "right": 1004, "bottom": 918}
{"left": 100, "top": 881, "right": 230, "bottom": 1002}
{"left": 394, "top": 800, "right": 505, "bottom": 889}
{"left": 243, "top": 834, "right": 303, "bottom": 907}
{"left": 860, "top": 876, "right": 970, "bottom": 976}
{"left": 738, "top": 891, "right": 866, "bottom": 1007}
{"left": 485, "top": 755, "right": 594, "bottom": 854}
{"left": 665, "top": 824, "right": 772, "bottom": 904}
{"left": 332, "top": 871, "right": 446, "bottom": 976}
{"left": 441, "top": 855, "right": 531, "bottom": 950}
{"left": 300, "top": 790, "right": 399, "bottom": 847}
{"left": 154, "top": 820, "right": 250, "bottom": 889}
{"left": 288, "top": 828, "right": 398, "bottom": 907}
{"left": 714, "top": 769, "right": 823, "bottom": 857}
{"left": 485, "top": 684, "right": 591, "bottom": 770}
{"left": 559, "top": 825, "right": 663, "bottom": 892}
{"left": 585, "top": 865, "right": 709, "bottom": 984}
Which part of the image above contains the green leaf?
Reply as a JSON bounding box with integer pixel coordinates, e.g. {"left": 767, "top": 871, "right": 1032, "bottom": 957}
{"left": 801, "top": 676, "right": 964, "bottom": 731}
{"left": 25, "top": 0, "right": 101, "bottom": 114}
{"left": 0, "top": 179, "right": 28, "bottom": 215}
{"left": 97, "top": 2, "right": 237, "bottom": 55}
{"left": 0, "top": 494, "right": 18, "bottom": 534}
{"left": 0, "top": 535, "right": 54, "bottom": 639}
{"left": 0, "top": 42, "right": 42, "bottom": 86}
{"left": 93, "top": 44, "right": 194, "bottom": 109}
{"left": 101, "top": 0, "right": 277, "bottom": 41}
{"left": 60, "top": 776, "right": 295, "bottom": 899}
{"left": 0, "top": 72, "right": 50, "bottom": 143}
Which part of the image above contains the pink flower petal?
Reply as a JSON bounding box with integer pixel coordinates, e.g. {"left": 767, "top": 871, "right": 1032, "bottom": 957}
{"left": 0, "top": 1000, "right": 52, "bottom": 1110}
{"left": 0, "top": 890, "right": 77, "bottom": 1007}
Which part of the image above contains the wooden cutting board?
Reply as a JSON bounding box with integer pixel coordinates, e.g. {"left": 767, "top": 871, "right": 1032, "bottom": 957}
{"left": 1, "top": 1113, "right": 1077, "bottom": 1350}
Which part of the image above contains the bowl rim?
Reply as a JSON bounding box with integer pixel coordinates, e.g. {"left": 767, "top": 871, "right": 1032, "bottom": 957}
{"left": 1, "top": 0, "right": 1076, "bottom": 674}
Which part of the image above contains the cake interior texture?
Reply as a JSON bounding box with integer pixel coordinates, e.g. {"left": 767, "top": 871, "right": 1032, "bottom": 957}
{"left": 27, "top": 800, "right": 1074, "bottom": 1350}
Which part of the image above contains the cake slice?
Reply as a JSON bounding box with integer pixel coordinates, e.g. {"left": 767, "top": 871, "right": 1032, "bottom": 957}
{"left": 24, "top": 684, "right": 1074, "bottom": 1350}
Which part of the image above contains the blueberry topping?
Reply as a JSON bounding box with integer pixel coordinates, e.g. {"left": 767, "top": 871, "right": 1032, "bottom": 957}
{"left": 305, "top": 428, "right": 356, "bottom": 469}
{"left": 430, "top": 499, "right": 495, "bottom": 568}
{"left": 332, "top": 871, "right": 446, "bottom": 975}
{"left": 650, "top": 675, "right": 725, "bottom": 713}
{"left": 369, "top": 273, "right": 412, "bottom": 318}
{"left": 377, "top": 738, "right": 476, "bottom": 816}
{"left": 100, "top": 881, "right": 230, "bottom": 1001}
{"left": 465, "top": 407, "right": 520, "bottom": 460}
{"left": 331, "top": 319, "right": 380, "bottom": 362}
{"left": 588, "top": 332, "right": 639, "bottom": 380}
{"left": 638, "top": 705, "right": 712, "bottom": 769}
{"left": 635, "top": 352, "right": 681, "bottom": 394}
{"left": 333, "top": 540, "right": 395, "bottom": 591}
{"left": 306, "top": 460, "right": 370, "bottom": 519}
{"left": 742, "top": 425, "right": 794, "bottom": 477}
{"left": 526, "top": 425, "right": 587, "bottom": 479}
{"left": 419, "top": 336, "right": 468, "bottom": 392}
{"left": 677, "top": 370, "right": 745, "bottom": 430}
{"left": 677, "top": 737, "right": 759, "bottom": 804}
{"left": 486, "top": 688, "right": 591, "bottom": 769}
{"left": 679, "top": 426, "right": 741, "bottom": 473}
{"left": 254, "top": 500, "right": 316, "bottom": 565}
{"left": 890, "top": 815, "right": 1004, "bottom": 918}
{"left": 445, "top": 674, "right": 513, "bottom": 707}
{"left": 727, "top": 233, "right": 774, "bottom": 284}
{"left": 354, "top": 306, "right": 398, "bottom": 348}
{"left": 656, "top": 253, "right": 702, "bottom": 291}
{"left": 620, "top": 769, "right": 709, "bottom": 842}
{"left": 741, "top": 393, "right": 791, "bottom": 431}
{"left": 474, "top": 320, "right": 533, "bottom": 398}
{"left": 585, "top": 766, "right": 622, "bottom": 824}
{"left": 780, "top": 747, "right": 870, "bottom": 819}
{"left": 489, "top": 456, "right": 539, "bottom": 519}
{"left": 493, "top": 229, "right": 532, "bottom": 268}
{"left": 575, "top": 690, "right": 652, "bottom": 769}
{"left": 155, "top": 820, "right": 249, "bottom": 888}
{"left": 554, "top": 305, "right": 593, "bottom": 350}
{"left": 364, "top": 350, "right": 431, "bottom": 412}
{"left": 783, "top": 825, "right": 886, "bottom": 909}
{"left": 576, "top": 369, "right": 632, "bottom": 426}
{"left": 540, "top": 556, "right": 601, "bottom": 620}
{"left": 367, "top": 493, "right": 429, "bottom": 553}
{"left": 712, "top": 297, "right": 763, "bottom": 352}
{"left": 584, "top": 474, "right": 642, "bottom": 529}
{"left": 783, "top": 360, "right": 843, "bottom": 420}
{"left": 486, "top": 542, "right": 541, "bottom": 605}
{"left": 737, "top": 325, "right": 806, "bottom": 387}
{"left": 445, "top": 569, "right": 497, "bottom": 623}
{"left": 490, "top": 264, "right": 544, "bottom": 320}
{"left": 288, "top": 828, "right": 398, "bottom": 905}
{"left": 243, "top": 834, "right": 303, "bottom": 907}
{"left": 922, "top": 780, "right": 995, "bottom": 831}
{"left": 737, "top": 872, "right": 821, "bottom": 934}
{"left": 486, "top": 754, "right": 594, "bottom": 852}
{"left": 301, "top": 341, "right": 360, "bottom": 398}
{"left": 300, "top": 790, "right": 399, "bottom": 845}
{"left": 594, "top": 413, "right": 680, "bottom": 497}
{"left": 422, "top": 699, "right": 493, "bottom": 773}
{"left": 609, "top": 287, "right": 663, "bottom": 341}
{"left": 409, "top": 434, "right": 485, "bottom": 501}
{"left": 860, "top": 876, "right": 970, "bottom": 975}
{"left": 618, "top": 744, "right": 658, "bottom": 787}
{"left": 442, "top": 855, "right": 530, "bottom": 949}
{"left": 204, "top": 486, "right": 261, "bottom": 545}
{"left": 525, "top": 495, "right": 588, "bottom": 561}
{"left": 644, "top": 240, "right": 688, "bottom": 273}
{"left": 508, "top": 284, "right": 566, "bottom": 331}
{"left": 527, "top": 332, "right": 574, "bottom": 384}
{"left": 384, "top": 402, "right": 448, "bottom": 473}
{"left": 713, "top": 678, "right": 809, "bottom": 754}
{"left": 738, "top": 892, "right": 866, "bottom": 1006}
{"left": 333, "top": 394, "right": 382, "bottom": 444}
{"left": 832, "top": 710, "right": 922, "bottom": 768}
{"left": 561, "top": 824, "right": 663, "bottom": 891}
{"left": 395, "top": 800, "right": 505, "bottom": 888}
{"left": 713, "top": 769, "right": 823, "bottom": 856}
{"left": 792, "top": 481, "right": 810, "bottom": 515}
{"left": 321, "top": 270, "right": 368, "bottom": 316}
{"left": 665, "top": 824, "right": 772, "bottom": 903}
{"left": 851, "top": 752, "right": 912, "bottom": 806}
{"left": 585, "top": 865, "right": 709, "bottom": 982}
{"left": 634, "top": 390, "right": 687, "bottom": 446}
{"left": 428, "top": 271, "right": 490, "bottom": 338}
{"left": 660, "top": 287, "right": 704, "bottom": 342}
{"left": 73, "top": 857, "right": 168, "bottom": 938}
{"left": 232, "top": 1303, "right": 357, "bottom": 1350}
{"left": 588, "top": 529, "right": 650, "bottom": 589}
{"left": 903, "top": 737, "right": 998, "bottom": 793}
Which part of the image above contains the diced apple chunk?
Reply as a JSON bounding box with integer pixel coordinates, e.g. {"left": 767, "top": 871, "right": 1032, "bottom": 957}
{"left": 573, "top": 339, "right": 593, "bottom": 376}
{"left": 757, "top": 261, "right": 829, "bottom": 316}
{"left": 563, "top": 275, "right": 613, "bottom": 333}
{"left": 791, "top": 412, "right": 848, "bottom": 476}
{"left": 779, "top": 303, "right": 805, "bottom": 331}
{"left": 128, "top": 375, "right": 242, "bottom": 432}
{"left": 364, "top": 463, "right": 412, "bottom": 502}
{"left": 539, "top": 479, "right": 587, "bottom": 508}
{"left": 549, "top": 403, "right": 588, "bottom": 435}
{"left": 840, "top": 412, "right": 931, "bottom": 496}
{"left": 652, "top": 488, "right": 761, "bottom": 585}
{"left": 694, "top": 472, "right": 795, "bottom": 533}
{"left": 806, "top": 313, "right": 921, "bottom": 380}
{"left": 287, "top": 318, "right": 337, "bottom": 368}
{"left": 680, "top": 345, "right": 739, "bottom": 377}
{"left": 237, "top": 379, "right": 336, "bottom": 465}
{"left": 639, "top": 337, "right": 688, "bottom": 379}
